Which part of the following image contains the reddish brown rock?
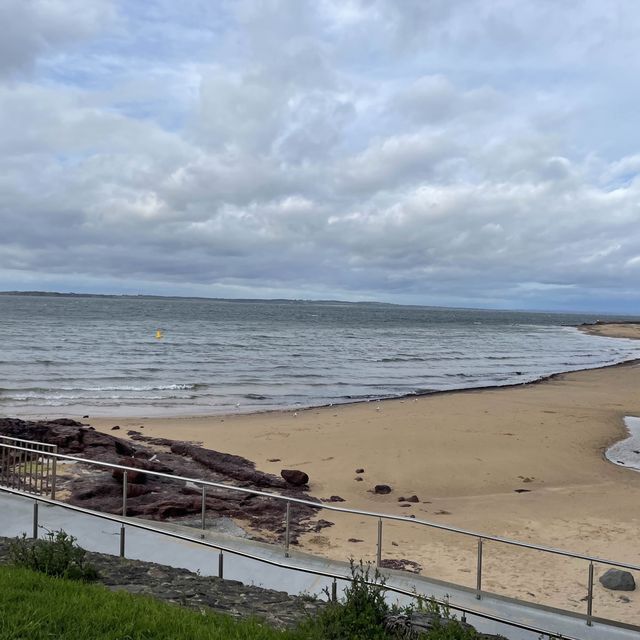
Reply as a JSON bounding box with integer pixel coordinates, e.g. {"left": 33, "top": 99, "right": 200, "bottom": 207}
{"left": 0, "top": 417, "right": 330, "bottom": 545}
{"left": 281, "top": 469, "right": 309, "bottom": 486}
{"left": 172, "top": 442, "right": 285, "bottom": 488}
{"left": 111, "top": 457, "right": 163, "bottom": 484}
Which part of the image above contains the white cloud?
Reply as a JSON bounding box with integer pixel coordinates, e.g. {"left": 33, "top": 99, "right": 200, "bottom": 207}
{"left": 0, "top": 0, "right": 115, "bottom": 77}
{"left": 0, "top": 0, "right": 640, "bottom": 312}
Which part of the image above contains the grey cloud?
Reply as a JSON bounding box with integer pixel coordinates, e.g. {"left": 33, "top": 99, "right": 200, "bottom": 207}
{"left": 1, "top": 1, "right": 640, "bottom": 312}
{"left": 0, "top": 0, "right": 115, "bottom": 77}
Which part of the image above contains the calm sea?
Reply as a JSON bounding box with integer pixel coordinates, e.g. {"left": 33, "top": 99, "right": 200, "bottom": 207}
{"left": 1, "top": 295, "right": 639, "bottom": 418}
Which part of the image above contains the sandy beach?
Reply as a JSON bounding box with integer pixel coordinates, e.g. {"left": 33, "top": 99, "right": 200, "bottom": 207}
{"left": 86, "top": 323, "right": 640, "bottom": 624}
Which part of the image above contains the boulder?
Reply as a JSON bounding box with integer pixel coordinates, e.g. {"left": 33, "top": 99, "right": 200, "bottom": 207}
{"left": 281, "top": 469, "right": 309, "bottom": 486}
{"left": 111, "top": 457, "right": 160, "bottom": 484}
{"left": 374, "top": 484, "right": 392, "bottom": 494}
{"left": 406, "top": 495, "right": 420, "bottom": 503}
{"left": 599, "top": 569, "right": 636, "bottom": 591}
{"left": 355, "top": 468, "right": 365, "bottom": 474}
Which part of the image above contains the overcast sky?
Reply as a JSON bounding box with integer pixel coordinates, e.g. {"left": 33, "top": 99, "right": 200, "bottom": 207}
{"left": 1, "top": 1, "right": 639, "bottom": 313}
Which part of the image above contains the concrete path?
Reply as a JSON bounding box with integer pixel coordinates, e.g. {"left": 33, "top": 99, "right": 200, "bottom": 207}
{"left": 2, "top": 490, "right": 637, "bottom": 640}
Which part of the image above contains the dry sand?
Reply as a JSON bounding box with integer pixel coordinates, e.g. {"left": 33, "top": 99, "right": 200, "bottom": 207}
{"left": 87, "top": 323, "right": 640, "bottom": 624}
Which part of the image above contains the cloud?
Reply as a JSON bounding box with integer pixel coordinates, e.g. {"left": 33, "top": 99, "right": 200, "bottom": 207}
{"left": 0, "top": 1, "right": 639, "bottom": 312}
{"left": 0, "top": 0, "right": 115, "bottom": 77}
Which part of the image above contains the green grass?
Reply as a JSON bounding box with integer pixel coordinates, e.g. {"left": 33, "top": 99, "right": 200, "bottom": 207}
{"left": 0, "top": 565, "right": 304, "bottom": 640}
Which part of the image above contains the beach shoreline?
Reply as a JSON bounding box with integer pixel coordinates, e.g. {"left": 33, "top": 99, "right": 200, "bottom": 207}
{"left": 76, "top": 324, "right": 640, "bottom": 621}
{"left": 13, "top": 322, "right": 640, "bottom": 622}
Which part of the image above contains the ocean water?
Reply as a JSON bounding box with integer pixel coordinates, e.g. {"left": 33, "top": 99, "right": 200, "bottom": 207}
{"left": 1, "top": 294, "right": 639, "bottom": 418}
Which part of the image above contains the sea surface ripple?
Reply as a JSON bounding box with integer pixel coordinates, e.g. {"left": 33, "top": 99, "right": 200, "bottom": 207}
{"left": 1, "top": 295, "right": 639, "bottom": 417}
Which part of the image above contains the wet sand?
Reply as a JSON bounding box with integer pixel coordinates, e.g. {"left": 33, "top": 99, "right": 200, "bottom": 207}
{"left": 87, "top": 323, "right": 640, "bottom": 624}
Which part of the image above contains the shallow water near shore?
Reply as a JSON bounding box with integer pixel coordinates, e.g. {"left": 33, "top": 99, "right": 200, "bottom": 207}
{"left": 2, "top": 294, "right": 640, "bottom": 417}
{"left": 606, "top": 417, "right": 640, "bottom": 472}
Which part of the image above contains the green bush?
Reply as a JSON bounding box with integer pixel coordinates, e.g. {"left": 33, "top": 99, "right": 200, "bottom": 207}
{"left": 8, "top": 529, "right": 98, "bottom": 581}
{"left": 302, "top": 561, "right": 485, "bottom": 640}
{"left": 303, "top": 559, "right": 390, "bottom": 640}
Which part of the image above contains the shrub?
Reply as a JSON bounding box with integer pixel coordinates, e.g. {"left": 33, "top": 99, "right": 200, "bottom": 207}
{"left": 8, "top": 529, "right": 98, "bottom": 581}
{"left": 304, "top": 559, "right": 390, "bottom": 639}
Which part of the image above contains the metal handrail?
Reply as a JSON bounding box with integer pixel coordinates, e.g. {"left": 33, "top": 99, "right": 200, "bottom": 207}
{"left": 0, "top": 435, "right": 57, "bottom": 450}
{"left": 2, "top": 441, "right": 640, "bottom": 572}
{"left": 0, "top": 484, "right": 587, "bottom": 640}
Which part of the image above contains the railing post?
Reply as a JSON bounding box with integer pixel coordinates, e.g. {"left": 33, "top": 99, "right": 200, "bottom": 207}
{"left": 586, "top": 561, "right": 594, "bottom": 626}
{"left": 284, "top": 500, "right": 291, "bottom": 557}
{"left": 122, "top": 470, "right": 128, "bottom": 517}
{"left": 19, "top": 450, "right": 25, "bottom": 490}
{"left": 33, "top": 446, "right": 40, "bottom": 495}
{"left": 376, "top": 517, "right": 383, "bottom": 568}
{"left": 51, "top": 448, "right": 57, "bottom": 500}
{"left": 120, "top": 472, "right": 127, "bottom": 554}
{"left": 218, "top": 551, "right": 224, "bottom": 579}
{"left": 32, "top": 500, "right": 39, "bottom": 539}
{"left": 476, "top": 537, "right": 483, "bottom": 600}
{"left": 331, "top": 578, "right": 337, "bottom": 603}
{"left": 201, "top": 485, "right": 206, "bottom": 537}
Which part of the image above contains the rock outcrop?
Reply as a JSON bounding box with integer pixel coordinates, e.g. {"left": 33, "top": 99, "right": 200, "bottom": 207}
{"left": 0, "top": 418, "right": 329, "bottom": 544}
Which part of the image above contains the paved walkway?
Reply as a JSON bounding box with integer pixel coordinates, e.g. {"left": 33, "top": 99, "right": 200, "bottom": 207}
{"left": 2, "top": 489, "right": 638, "bottom": 640}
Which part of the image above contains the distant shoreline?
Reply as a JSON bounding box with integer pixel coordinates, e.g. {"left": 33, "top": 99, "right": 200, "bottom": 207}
{"left": 577, "top": 321, "right": 640, "bottom": 340}
{"left": 2, "top": 290, "right": 639, "bottom": 319}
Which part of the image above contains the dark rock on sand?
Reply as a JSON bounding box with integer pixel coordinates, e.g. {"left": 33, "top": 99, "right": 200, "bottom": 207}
{"left": 355, "top": 468, "right": 365, "bottom": 474}
{"left": 405, "top": 495, "right": 419, "bottom": 503}
{"left": 0, "top": 417, "right": 137, "bottom": 462}
{"left": 171, "top": 442, "right": 286, "bottom": 489}
{"left": 599, "top": 569, "right": 636, "bottom": 591}
{"left": 374, "top": 484, "right": 392, "bottom": 494}
{"left": 379, "top": 558, "right": 422, "bottom": 573}
{"left": 321, "top": 495, "right": 345, "bottom": 502}
{"left": 111, "top": 426, "right": 120, "bottom": 430}
{"left": 281, "top": 469, "right": 309, "bottom": 486}
{"left": 0, "top": 418, "right": 330, "bottom": 545}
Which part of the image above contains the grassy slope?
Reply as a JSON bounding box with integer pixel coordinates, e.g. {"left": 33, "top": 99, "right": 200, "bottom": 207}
{"left": 0, "top": 566, "right": 305, "bottom": 640}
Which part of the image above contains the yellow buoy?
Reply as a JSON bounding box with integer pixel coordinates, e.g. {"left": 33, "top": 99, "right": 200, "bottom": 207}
{"left": 155, "top": 329, "right": 164, "bottom": 339}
